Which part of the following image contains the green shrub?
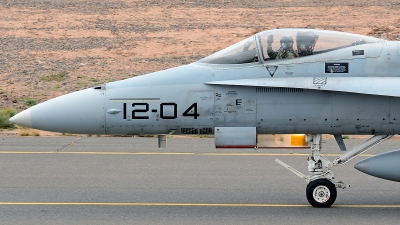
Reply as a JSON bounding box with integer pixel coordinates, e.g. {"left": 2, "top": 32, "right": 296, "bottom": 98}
{"left": 39, "top": 71, "right": 69, "bottom": 82}
{"left": 0, "top": 108, "right": 17, "bottom": 129}
{"left": 22, "top": 98, "right": 36, "bottom": 106}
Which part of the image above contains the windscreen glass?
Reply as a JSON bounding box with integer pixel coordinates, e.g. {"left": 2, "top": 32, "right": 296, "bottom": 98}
{"left": 197, "top": 36, "right": 258, "bottom": 64}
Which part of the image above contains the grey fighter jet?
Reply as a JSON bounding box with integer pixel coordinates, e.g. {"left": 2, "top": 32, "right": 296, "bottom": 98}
{"left": 9, "top": 28, "right": 400, "bottom": 207}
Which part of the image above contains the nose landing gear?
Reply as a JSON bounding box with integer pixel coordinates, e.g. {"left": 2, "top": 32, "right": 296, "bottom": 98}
{"left": 276, "top": 133, "right": 393, "bottom": 207}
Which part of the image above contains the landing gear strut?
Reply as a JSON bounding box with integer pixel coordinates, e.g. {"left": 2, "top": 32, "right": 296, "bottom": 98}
{"left": 276, "top": 133, "right": 393, "bottom": 207}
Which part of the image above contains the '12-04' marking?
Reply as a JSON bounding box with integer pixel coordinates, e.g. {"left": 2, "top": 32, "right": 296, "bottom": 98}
{"left": 123, "top": 102, "right": 199, "bottom": 120}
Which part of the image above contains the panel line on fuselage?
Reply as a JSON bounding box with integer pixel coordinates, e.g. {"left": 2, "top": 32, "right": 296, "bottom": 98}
{"left": 109, "top": 98, "right": 161, "bottom": 102}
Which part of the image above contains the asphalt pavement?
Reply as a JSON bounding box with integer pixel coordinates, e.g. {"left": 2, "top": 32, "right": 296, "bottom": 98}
{"left": 0, "top": 136, "right": 399, "bottom": 224}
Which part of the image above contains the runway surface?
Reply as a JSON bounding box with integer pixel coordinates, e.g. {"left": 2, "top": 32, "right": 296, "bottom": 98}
{"left": 0, "top": 136, "right": 399, "bottom": 224}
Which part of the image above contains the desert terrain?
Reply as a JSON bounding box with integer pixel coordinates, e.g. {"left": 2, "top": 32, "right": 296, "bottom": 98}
{"left": 0, "top": 0, "right": 400, "bottom": 135}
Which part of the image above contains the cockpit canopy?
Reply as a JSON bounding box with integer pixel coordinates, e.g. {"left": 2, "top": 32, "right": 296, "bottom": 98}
{"left": 197, "top": 28, "right": 381, "bottom": 64}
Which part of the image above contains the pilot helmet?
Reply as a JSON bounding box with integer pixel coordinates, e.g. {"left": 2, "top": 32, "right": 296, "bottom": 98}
{"left": 296, "top": 31, "right": 319, "bottom": 56}
{"left": 280, "top": 35, "right": 294, "bottom": 50}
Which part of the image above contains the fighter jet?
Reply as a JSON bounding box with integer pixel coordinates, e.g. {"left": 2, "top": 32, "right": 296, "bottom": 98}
{"left": 9, "top": 28, "right": 400, "bottom": 207}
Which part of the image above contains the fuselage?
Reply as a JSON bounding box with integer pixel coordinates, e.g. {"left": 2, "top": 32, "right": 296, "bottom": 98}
{"left": 9, "top": 29, "right": 400, "bottom": 136}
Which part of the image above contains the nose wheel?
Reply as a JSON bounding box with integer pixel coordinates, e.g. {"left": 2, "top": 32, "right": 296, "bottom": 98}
{"left": 306, "top": 179, "right": 337, "bottom": 207}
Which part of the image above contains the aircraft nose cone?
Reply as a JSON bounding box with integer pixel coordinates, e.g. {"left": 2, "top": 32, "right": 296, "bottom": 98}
{"left": 11, "top": 87, "right": 106, "bottom": 134}
{"left": 9, "top": 108, "right": 32, "bottom": 128}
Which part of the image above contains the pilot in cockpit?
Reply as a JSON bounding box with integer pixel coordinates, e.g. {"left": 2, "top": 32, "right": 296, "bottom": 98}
{"left": 267, "top": 34, "right": 297, "bottom": 60}
{"left": 296, "top": 31, "right": 319, "bottom": 56}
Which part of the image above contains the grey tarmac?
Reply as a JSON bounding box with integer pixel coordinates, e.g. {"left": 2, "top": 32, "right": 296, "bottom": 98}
{"left": 0, "top": 136, "right": 399, "bottom": 224}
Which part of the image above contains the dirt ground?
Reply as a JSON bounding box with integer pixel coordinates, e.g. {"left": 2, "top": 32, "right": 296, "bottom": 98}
{"left": 1, "top": 0, "right": 400, "bottom": 136}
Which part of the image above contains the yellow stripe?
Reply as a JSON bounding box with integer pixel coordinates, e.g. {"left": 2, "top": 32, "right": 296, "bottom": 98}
{"left": 0, "top": 202, "right": 308, "bottom": 207}
{"left": 0, "top": 202, "right": 398, "bottom": 208}
{"left": 333, "top": 205, "right": 400, "bottom": 208}
{"left": 0, "top": 151, "right": 375, "bottom": 157}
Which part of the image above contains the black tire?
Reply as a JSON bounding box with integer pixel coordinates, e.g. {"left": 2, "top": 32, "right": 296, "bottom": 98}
{"left": 306, "top": 179, "right": 337, "bottom": 208}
